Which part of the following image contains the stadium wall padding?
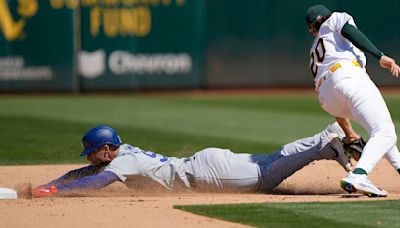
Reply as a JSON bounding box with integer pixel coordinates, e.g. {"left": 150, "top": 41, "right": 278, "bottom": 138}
{"left": 0, "top": 0, "right": 399, "bottom": 91}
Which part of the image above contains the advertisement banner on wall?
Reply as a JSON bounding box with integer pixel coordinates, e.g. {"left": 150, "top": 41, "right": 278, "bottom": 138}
{"left": 73, "top": 0, "right": 205, "bottom": 90}
{"left": 0, "top": 0, "right": 76, "bottom": 91}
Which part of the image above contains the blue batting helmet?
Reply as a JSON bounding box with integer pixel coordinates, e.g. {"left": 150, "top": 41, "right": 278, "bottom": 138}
{"left": 80, "top": 125, "right": 122, "bottom": 157}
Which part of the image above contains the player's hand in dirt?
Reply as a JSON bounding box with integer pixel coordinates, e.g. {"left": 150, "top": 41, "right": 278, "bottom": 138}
{"left": 379, "top": 55, "right": 400, "bottom": 77}
{"left": 31, "top": 185, "right": 58, "bottom": 198}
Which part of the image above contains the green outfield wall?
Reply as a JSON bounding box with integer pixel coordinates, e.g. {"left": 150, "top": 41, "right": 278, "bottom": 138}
{"left": 0, "top": 0, "right": 76, "bottom": 91}
{"left": 0, "top": 0, "right": 205, "bottom": 91}
{"left": 205, "top": 0, "right": 400, "bottom": 87}
{"left": 0, "top": 0, "right": 399, "bottom": 91}
{"left": 75, "top": 0, "right": 205, "bottom": 91}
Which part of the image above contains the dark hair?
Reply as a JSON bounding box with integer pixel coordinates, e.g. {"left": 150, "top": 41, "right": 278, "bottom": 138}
{"left": 107, "top": 144, "right": 120, "bottom": 151}
{"left": 96, "top": 144, "right": 120, "bottom": 152}
{"left": 310, "top": 14, "right": 331, "bottom": 31}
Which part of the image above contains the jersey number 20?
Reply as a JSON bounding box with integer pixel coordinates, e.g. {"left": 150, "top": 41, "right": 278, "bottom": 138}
{"left": 310, "top": 38, "right": 326, "bottom": 77}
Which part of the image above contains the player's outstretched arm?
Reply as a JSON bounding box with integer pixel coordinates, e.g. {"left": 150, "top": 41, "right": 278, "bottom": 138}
{"left": 56, "top": 170, "right": 119, "bottom": 191}
{"left": 44, "top": 164, "right": 103, "bottom": 187}
{"left": 32, "top": 170, "right": 119, "bottom": 197}
{"left": 379, "top": 55, "right": 400, "bottom": 77}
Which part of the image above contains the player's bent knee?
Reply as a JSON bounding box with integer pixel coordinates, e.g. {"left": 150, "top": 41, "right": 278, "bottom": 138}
{"left": 372, "top": 124, "right": 397, "bottom": 144}
{"left": 372, "top": 134, "right": 397, "bottom": 148}
{"left": 389, "top": 134, "right": 397, "bottom": 146}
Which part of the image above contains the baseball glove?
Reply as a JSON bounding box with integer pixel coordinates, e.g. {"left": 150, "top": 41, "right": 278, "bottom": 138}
{"left": 342, "top": 137, "right": 366, "bottom": 161}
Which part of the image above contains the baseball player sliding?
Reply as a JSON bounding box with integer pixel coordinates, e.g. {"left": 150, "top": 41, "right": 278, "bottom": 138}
{"left": 306, "top": 5, "right": 400, "bottom": 197}
{"left": 33, "top": 123, "right": 353, "bottom": 197}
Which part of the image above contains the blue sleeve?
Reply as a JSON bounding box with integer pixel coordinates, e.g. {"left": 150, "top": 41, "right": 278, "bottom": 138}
{"left": 47, "top": 165, "right": 102, "bottom": 187}
{"left": 57, "top": 171, "right": 120, "bottom": 191}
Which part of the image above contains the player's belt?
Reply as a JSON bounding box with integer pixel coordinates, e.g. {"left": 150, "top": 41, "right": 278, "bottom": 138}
{"left": 329, "top": 60, "right": 361, "bottom": 73}
{"left": 316, "top": 61, "right": 361, "bottom": 91}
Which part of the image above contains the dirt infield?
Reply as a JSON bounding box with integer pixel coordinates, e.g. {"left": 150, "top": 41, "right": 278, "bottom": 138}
{"left": 0, "top": 159, "right": 399, "bottom": 228}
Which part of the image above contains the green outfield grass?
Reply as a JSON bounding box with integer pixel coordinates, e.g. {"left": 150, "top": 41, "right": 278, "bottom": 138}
{"left": 0, "top": 93, "right": 399, "bottom": 164}
{"left": 2, "top": 94, "right": 400, "bottom": 227}
{"left": 175, "top": 200, "right": 400, "bottom": 227}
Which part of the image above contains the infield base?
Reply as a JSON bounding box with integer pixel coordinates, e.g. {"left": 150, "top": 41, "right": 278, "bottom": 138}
{"left": 0, "top": 187, "right": 18, "bottom": 199}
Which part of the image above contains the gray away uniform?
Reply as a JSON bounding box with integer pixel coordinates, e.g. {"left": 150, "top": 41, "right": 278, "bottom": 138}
{"left": 104, "top": 122, "right": 345, "bottom": 192}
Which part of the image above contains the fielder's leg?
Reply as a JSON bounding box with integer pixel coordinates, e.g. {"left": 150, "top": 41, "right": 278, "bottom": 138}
{"left": 341, "top": 75, "right": 397, "bottom": 173}
{"left": 385, "top": 146, "right": 400, "bottom": 173}
{"left": 336, "top": 73, "right": 394, "bottom": 197}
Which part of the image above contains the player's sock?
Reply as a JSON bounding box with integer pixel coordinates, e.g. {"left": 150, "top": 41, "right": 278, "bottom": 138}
{"left": 352, "top": 168, "right": 367, "bottom": 175}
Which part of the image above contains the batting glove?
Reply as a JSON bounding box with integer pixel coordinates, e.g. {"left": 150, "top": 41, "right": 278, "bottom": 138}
{"left": 31, "top": 185, "right": 58, "bottom": 198}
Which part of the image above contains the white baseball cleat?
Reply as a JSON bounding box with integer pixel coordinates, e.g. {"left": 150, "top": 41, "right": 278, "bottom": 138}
{"left": 341, "top": 172, "right": 388, "bottom": 197}
{"left": 328, "top": 133, "right": 352, "bottom": 171}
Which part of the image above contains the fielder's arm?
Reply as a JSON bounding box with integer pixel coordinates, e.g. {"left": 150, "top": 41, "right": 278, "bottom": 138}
{"left": 341, "top": 22, "right": 400, "bottom": 77}
{"left": 335, "top": 117, "right": 360, "bottom": 143}
{"left": 379, "top": 56, "right": 400, "bottom": 77}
